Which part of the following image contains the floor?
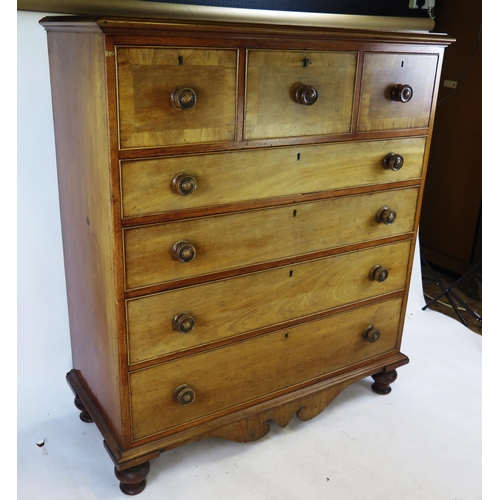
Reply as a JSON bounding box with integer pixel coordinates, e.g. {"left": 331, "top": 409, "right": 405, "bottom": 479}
{"left": 421, "top": 259, "right": 482, "bottom": 336}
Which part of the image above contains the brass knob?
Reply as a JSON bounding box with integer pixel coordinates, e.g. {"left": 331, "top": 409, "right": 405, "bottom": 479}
{"left": 172, "top": 240, "right": 196, "bottom": 263}
{"left": 295, "top": 85, "right": 318, "bottom": 106}
{"left": 377, "top": 206, "right": 397, "bottom": 225}
{"left": 173, "top": 312, "right": 195, "bottom": 334}
{"left": 391, "top": 84, "right": 413, "bottom": 103}
{"left": 383, "top": 153, "right": 404, "bottom": 171}
{"left": 370, "top": 265, "right": 389, "bottom": 283}
{"left": 172, "top": 173, "right": 197, "bottom": 196}
{"left": 363, "top": 326, "right": 381, "bottom": 343}
{"left": 171, "top": 87, "right": 197, "bottom": 110}
{"left": 174, "top": 384, "right": 196, "bottom": 406}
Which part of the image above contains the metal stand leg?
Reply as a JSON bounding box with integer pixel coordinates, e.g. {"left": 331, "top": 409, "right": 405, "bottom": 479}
{"left": 421, "top": 257, "right": 482, "bottom": 327}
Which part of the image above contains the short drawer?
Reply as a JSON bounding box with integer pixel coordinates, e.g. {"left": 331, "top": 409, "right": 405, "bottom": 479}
{"left": 358, "top": 52, "right": 439, "bottom": 132}
{"left": 116, "top": 46, "right": 238, "bottom": 149}
{"left": 124, "top": 187, "right": 418, "bottom": 290}
{"left": 129, "top": 297, "right": 403, "bottom": 440}
{"left": 245, "top": 50, "right": 357, "bottom": 140}
{"left": 120, "top": 137, "right": 426, "bottom": 218}
{"left": 127, "top": 240, "right": 411, "bottom": 364}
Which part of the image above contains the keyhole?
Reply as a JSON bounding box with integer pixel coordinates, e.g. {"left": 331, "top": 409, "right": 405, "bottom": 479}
{"left": 293, "top": 210, "right": 297, "bottom": 217}
{"left": 401, "top": 61, "right": 404, "bottom": 68}
{"left": 289, "top": 270, "right": 293, "bottom": 277}
{"left": 284, "top": 333, "right": 289, "bottom": 339}
{"left": 297, "top": 153, "right": 301, "bottom": 160}
{"left": 178, "top": 56, "right": 184, "bottom": 66}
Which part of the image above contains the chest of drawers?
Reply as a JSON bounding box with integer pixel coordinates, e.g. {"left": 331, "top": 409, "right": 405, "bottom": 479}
{"left": 41, "top": 15, "right": 452, "bottom": 494}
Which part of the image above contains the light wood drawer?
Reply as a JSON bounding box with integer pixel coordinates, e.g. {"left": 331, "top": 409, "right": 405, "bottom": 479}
{"left": 124, "top": 187, "right": 418, "bottom": 290}
{"left": 130, "top": 297, "right": 403, "bottom": 440}
{"left": 121, "top": 137, "right": 426, "bottom": 218}
{"left": 358, "top": 52, "right": 438, "bottom": 132}
{"left": 127, "top": 240, "right": 411, "bottom": 364}
{"left": 245, "top": 50, "right": 357, "bottom": 140}
{"left": 116, "top": 47, "right": 238, "bottom": 149}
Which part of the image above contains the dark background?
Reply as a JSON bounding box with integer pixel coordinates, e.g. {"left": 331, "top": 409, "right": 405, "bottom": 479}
{"left": 145, "top": 0, "right": 429, "bottom": 17}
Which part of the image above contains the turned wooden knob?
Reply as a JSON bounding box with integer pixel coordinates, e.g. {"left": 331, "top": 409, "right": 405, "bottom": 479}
{"left": 172, "top": 240, "right": 196, "bottom": 263}
{"left": 363, "top": 325, "right": 381, "bottom": 343}
{"left": 295, "top": 85, "right": 318, "bottom": 105}
{"left": 383, "top": 153, "right": 404, "bottom": 171}
{"left": 171, "top": 87, "right": 197, "bottom": 110}
{"left": 173, "top": 312, "right": 195, "bottom": 334}
{"left": 370, "top": 264, "right": 389, "bottom": 283}
{"left": 391, "top": 84, "right": 413, "bottom": 103}
{"left": 377, "top": 206, "right": 397, "bottom": 225}
{"left": 175, "top": 384, "right": 196, "bottom": 406}
{"left": 172, "top": 173, "right": 197, "bottom": 196}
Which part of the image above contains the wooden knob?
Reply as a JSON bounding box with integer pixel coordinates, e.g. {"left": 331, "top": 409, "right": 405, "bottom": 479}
{"left": 172, "top": 240, "right": 196, "bottom": 263}
{"left": 174, "top": 384, "right": 196, "bottom": 406}
{"left": 363, "top": 326, "right": 381, "bottom": 343}
{"left": 173, "top": 312, "right": 195, "bottom": 334}
{"left": 171, "top": 87, "right": 197, "bottom": 110}
{"left": 370, "top": 265, "right": 389, "bottom": 283}
{"left": 172, "top": 173, "right": 197, "bottom": 196}
{"left": 377, "top": 206, "right": 397, "bottom": 225}
{"left": 383, "top": 153, "right": 404, "bottom": 171}
{"left": 295, "top": 85, "right": 318, "bottom": 106}
{"left": 391, "top": 84, "right": 413, "bottom": 103}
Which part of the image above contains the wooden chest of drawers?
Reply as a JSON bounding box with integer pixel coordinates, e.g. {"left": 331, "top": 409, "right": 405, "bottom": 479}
{"left": 41, "top": 15, "right": 452, "bottom": 495}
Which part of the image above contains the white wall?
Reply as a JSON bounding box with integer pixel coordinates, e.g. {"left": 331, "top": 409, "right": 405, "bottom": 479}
{"left": 16, "top": 8, "right": 426, "bottom": 431}
{"left": 18, "top": 10, "right": 73, "bottom": 430}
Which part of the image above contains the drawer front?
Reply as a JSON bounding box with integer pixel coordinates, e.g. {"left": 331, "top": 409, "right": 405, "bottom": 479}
{"left": 358, "top": 52, "right": 438, "bottom": 132}
{"left": 127, "top": 240, "right": 411, "bottom": 363}
{"left": 245, "top": 50, "right": 357, "bottom": 140}
{"left": 121, "top": 137, "right": 426, "bottom": 218}
{"left": 116, "top": 47, "right": 238, "bottom": 149}
{"left": 124, "top": 188, "right": 418, "bottom": 290}
{"left": 130, "top": 297, "right": 403, "bottom": 440}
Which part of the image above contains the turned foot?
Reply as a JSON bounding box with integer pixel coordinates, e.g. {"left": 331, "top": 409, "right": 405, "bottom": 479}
{"left": 115, "top": 462, "right": 150, "bottom": 495}
{"left": 74, "top": 395, "right": 93, "bottom": 423}
{"left": 371, "top": 369, "right": 398, "bottom": 395}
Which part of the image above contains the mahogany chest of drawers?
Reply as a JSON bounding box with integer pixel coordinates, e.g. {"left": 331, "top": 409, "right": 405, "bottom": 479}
{"left": 41, "top": 15, "right": 452, "bottom": 494}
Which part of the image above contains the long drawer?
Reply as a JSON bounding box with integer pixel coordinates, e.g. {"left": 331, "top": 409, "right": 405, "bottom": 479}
{"left": 127, "top": 240, "right": 411, "bottom": 364}
{"left": 120, "top": 137, "right": 426, "bottom": 218}
{"left": 130, "top": 297, "right": 403, "bottom": 440}
{"left": 124, "top": 187, "right": 418, "bottom": 290}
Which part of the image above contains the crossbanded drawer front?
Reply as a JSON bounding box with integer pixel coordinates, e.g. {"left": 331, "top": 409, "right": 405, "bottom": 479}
{"left": 358, "top": 53, "right": 439, "bottom": 132}
{"left": 116, "top": 47, "right": 238, "bottom": 149}
{"left": 120, "top": 137, "right": 426, "bottom": 218}
{"left": 124, "top": 188, "right": 418, "bottom": 290}
{"left": 245, "top": 50, "right": 357, "bottom": 140}
{"left": 130, "top": 297, "right": 403, "bottom": 440}
{"left": 127, "top": 240, "right": 411, "bottom": 363}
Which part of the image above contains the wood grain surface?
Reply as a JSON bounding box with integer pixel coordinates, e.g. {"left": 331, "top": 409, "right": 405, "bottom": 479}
{"left": 126, "top": 240, "right": 411, "bottom": 364}
{"left": 117, "top": 46, "right": 238, "bottom": 148}
{"left": 124, "top": 187, "right": 418, "bottom": 289}
{"left": 129, "top": 297, "right": 403, "bottom": 440}
{"left": 121, "top": 137, "right": 426, "bottom": 218}
{"left": 245, "top": 49, "right": 357, "bottom": 140}
{"left": 358, "top": 52, "right": 438, "bottom": 132}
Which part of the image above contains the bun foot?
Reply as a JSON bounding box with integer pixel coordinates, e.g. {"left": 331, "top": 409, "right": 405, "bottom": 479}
{"left": 74, "top": 395, "right": 93, "bottom": 423}
{"left": 371, "top": 369, "right": 398, "bottom": 395}
{"left": 115, "top": 462, "right": 150, "bottom": 495}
